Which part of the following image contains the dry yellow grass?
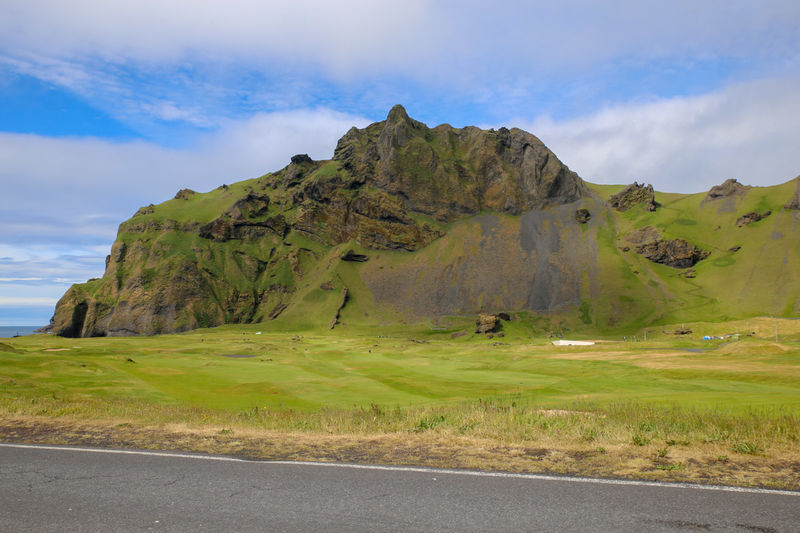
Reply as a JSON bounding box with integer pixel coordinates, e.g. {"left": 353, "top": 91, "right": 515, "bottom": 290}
{"left": 546, "top": 342, "right": 800, "bottom": 376}
{"left": 1, "top": 415, "right": 797, "bottom": 490}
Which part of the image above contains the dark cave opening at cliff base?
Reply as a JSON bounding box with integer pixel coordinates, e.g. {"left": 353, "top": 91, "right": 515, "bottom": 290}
{"left": 63, "top": 301, "right": 88, "bottom": 338}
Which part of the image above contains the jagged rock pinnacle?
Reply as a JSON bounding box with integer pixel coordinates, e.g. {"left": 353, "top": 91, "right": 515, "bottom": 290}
{"left": 386, "top": 104, "right": 410, "bottom": 123}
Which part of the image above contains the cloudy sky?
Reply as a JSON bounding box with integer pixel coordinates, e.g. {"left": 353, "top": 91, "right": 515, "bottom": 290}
{"left": 1, "top": 1, "right": 799, "bottom": 325}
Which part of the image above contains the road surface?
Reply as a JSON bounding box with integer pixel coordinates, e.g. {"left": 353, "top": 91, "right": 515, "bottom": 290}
{"left": 1, "top": 443, "right": 798, "bottom": 532}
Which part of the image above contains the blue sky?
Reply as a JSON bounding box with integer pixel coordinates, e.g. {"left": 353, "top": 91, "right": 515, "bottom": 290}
{"left": 1, "top": 0, "right": 799, "bottom": 326}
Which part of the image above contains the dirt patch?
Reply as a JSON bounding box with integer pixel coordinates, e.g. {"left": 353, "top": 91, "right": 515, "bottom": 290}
{"left": 43, "top": 348, "right": 71, "bottom": 352}
{"left": 546, "top": 348, "right": 800, "bottom": 377}
{"left": 535, "top": 409, "right": 599, "bottom": 417}
{"left": 547, "top": 350, "right": 631, "bottom": 360}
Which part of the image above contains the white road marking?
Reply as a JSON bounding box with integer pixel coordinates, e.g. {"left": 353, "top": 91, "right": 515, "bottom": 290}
{"left": 1, "top": 442, "right": 797, "bottom": 497}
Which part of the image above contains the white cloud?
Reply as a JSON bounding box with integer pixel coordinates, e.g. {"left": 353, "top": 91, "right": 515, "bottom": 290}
{"left": 1, "top": 1, "right": 797, "bottom": 81}
{"left": 521, "top": 78, "right": 800, "bottom": 192}
{"left": 0, "top": 297, "right": 58, "bottom": 307}
{"left": 0, "top": 275, "right": 69, "bottom": 314}
{"left": 0, "top": 243, "right": 107, "bottom": 297}
{"left": 2, "top": 0, "right": 798, "bottom": 140}
{"left": 138, "top": 101, "right": 217, "bottom": 128}
{"left": 0, "top": 278, "right": 41, "bottom": 282}
{"left": 0, "top": 1, "right": 436, "bottom": 74}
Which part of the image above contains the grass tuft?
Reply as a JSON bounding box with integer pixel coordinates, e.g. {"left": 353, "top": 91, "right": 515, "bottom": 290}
{"left": 731, "top": 441, "right": 761, "bottom": 455}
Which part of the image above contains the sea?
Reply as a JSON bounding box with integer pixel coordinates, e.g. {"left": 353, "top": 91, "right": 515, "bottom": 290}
{"left": 0, "top": 326, "right": 42, "bottom": 338}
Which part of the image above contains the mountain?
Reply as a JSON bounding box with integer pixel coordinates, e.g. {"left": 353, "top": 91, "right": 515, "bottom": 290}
{"left": 49, "top": 106, "right": 800, "bottom": 337}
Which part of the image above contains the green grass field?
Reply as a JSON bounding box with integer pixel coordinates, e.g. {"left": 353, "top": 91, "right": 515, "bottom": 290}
{"left": 2, "top": 318, "right": 799, "bottom": 488}
{"left": 3, "top": 317, "right": 799, "bottom": 415}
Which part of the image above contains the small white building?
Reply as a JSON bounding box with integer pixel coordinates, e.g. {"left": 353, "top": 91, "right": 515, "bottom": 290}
{"left": 552, "top": 340, "right": 595, "bottom": 346}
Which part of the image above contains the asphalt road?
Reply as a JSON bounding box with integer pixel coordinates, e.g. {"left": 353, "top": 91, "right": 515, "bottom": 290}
{"left": 1, "top": 443, "right": 798, "bottom": 532}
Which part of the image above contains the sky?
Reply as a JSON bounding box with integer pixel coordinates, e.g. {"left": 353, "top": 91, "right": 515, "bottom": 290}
{"left": 1, "top": 0, "right": 799, "bottom": 326}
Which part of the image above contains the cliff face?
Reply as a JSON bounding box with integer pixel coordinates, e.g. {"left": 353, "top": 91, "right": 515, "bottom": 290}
{"left": 50, "top": 108, "right": 800, "bottom": 337}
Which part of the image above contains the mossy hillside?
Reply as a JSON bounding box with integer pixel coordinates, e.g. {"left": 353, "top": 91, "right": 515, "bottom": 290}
{"left": 579, "top": 180, "right": 799, "bottom": 328}
{"left": 58, "top": 215, "right": 302, "bottom": 335}
{"left": 619, "top": 182, "right": 799, "bottom": 322}
{"left": 579, "top": 207, "right": 659, "bottom": 333}
{"left": 55, "top": 174, "right": 800, "bottom": 337}
{"left": 49, "top": 106, "right": 800, "bottom": 337}
{"left": 52, "top": 146, "right": 449, "bottom": 336}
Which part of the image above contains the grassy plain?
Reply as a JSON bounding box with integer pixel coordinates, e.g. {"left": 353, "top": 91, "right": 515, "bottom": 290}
{"left": 1, "top": 317, "right": 799, "bottom": 489}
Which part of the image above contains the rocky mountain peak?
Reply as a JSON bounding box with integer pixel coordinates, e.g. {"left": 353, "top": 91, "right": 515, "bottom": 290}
{"left": 333, "top": 105, "right": 586, "bottom": 221}
{"left": 386, "top": 104, "right": 411, "bottom": 124}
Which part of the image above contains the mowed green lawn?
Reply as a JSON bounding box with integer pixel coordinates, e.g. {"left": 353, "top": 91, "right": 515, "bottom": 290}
{"left": 2, "top": 319, "right": 800, "bottom": 415}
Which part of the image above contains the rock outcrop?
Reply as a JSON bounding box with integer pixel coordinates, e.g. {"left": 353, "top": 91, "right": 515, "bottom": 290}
{"left": 174, "top": 189, "right": 196, "bottom": 200}
{"left": 475, "top": 314, "right": 499, "bottom": 334}
{"left": 287, "top": 183, "right": 444, "bottom": 251}
{"left": 290, "top": 153, "right": 313, "bottom": 165}
{"left": 198, "top": 215, "right": 288, "bottom": 242}
{"left": 341, "top": 250, "right": 369, "bottom": 262}
{"left": 135, "top": 204, "right": 155, "bottom": 216}
{"left": 736, "top": 211, "right": 771, "bottom": 227}
{"left": 703, "top": 179, "right": 750, "bottom": 203}
{"left": 608, "top": 182, "right": 657, "bottom": 212}
{"left": 627, "top": 226, "right": 709, "bottom": 268}
{"left": 636, "top": 240, "right": 710, "bottom": 269}
{"left": 575, "top": 209, "right": 591, "bottom": 224}
{"left": 225, "top": 193, "right": 270, "bottom": 220}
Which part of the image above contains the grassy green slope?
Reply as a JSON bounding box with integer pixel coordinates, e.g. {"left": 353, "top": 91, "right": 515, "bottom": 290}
{"left": 582, "top": 180, "right": 791, "bottom": 331}
{"left": 61, "top": 171, "right": 800, "bottom": 337}
{"left": 620, "top": 181, "right": 799, "bottom": 324}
